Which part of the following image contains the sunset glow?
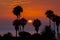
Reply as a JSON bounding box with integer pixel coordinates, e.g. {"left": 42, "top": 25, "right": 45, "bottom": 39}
{"left": 28, "top": 20, "right": 33, "bottom": 24}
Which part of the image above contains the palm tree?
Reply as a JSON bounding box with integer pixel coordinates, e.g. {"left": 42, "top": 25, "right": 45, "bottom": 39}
{"left": 13, "top": 19, "right": 20, "bottom": 37}
{"left": 45, "top": 10, "right": 54, "bottom": 26}
{"left": 32, "top": 19, "right": 41, "bottom": 33}
{"left": 13, "top": 6, "right": 23, "bottom": 18}
{"left": 41, "top": 26, "right": 56, "bottom": 40}
{"left": 12, "top": 5, "right": 23, "bottom": 37}
{"left": 20, "top": 18, "right": 27, "bottom": 31}
{"left": 55, "top": 16, "right": 60, "bottom": 38}
{"left": 45, "top": 10, "right": 56, "bottom": 32}
{"left": 45, "top": 10, "right": 60, "bottom": 39}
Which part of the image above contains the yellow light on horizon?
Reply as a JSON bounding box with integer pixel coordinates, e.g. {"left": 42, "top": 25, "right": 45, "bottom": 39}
{"left": 28, "top": 20, "right": 33, "bottom": 24}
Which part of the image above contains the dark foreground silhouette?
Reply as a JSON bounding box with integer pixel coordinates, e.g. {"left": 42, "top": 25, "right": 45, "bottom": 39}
{"left": 0, "top": 26, "right": 56, "bottom": 40}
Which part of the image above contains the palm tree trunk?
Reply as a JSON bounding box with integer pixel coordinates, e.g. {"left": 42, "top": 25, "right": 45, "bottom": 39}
{"left": 16, "top": 30, "right": 17, "bottom": 37}
{"left": 53, "top": 22, "right": 57, "bottom": 39}
{"left": 19, "top": 15, "right": 21, "bottom": 32}
{"left": 56, "top": 22, "right": 59, "bottom": 39}
{"left": 55, "top": 26, "right": 59, "bottom": 39}
{"left": 36, "top": 27, "right": 39, "bottom": 33}
{"left": 17, "top": 16, "right": 18, "bottom": 19}
{"left": 54, "top": 22, "right": 55, "bottom": 33}
{"left": 22, "top": 25, "right": 24, "bottom": 31}
{"left": 17, "top": 15, "right": 20, "bottom": 20}
{"left": 56, "top": 23, "right": 59, "bottom": 37}
{"left": 49, "top": 19, "right": 51, "bottom": 26}
{"left": 57, "top": 26, "right": 59, "bottom": 37}
{"left": 19, "top": 26, "right": 21, "bottom": 32}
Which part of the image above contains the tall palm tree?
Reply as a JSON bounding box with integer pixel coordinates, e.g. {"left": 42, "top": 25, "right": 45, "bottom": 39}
{"left": 12, "top": 5, "right": 23, "bottom": 36}
{"left": 45, "top": 10, "right": 60, "bottom": 38}
{"left": 45, "top": 10, "right": 54, "bottom": 26}
{"left": 13, "top": 19, "right": 20, "bottom": 37}
{"left": 20, "top": 18, "right": 27, "bottom": 31}
{"left": 55, "top": 16, "right": 60, "bottom": 37}
{"left": 45, "top": 10, "right": 56, "bottom": 38}
{"left": 41, "top": 26, "right": 56, "bottom": 40}
{"left": 33, "top": 19, "right": 41, "bottom": 33}
{"left": 13, "top": 5, "right": 23, "bottom": 18}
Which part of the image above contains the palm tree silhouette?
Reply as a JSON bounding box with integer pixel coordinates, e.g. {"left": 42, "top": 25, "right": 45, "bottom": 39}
{"left": 33, "top": 19, "right": 41, "bottom": 33}
{"left": 45, "top": 10, "right": 60, "bottom": 38}
{"left": 13, "top": 19, "right": 20, "bottom": 37}
{"left": 45, "top": 10, "right": 54, "bottom": 26}
{"left": 45, "top": 10, "right": 56, "bottom": 34}
{"left": 20, "top": 18, "right": 27, "bottom": 31}
{"left": 55, "top": 16, "right": 60, "bottom": 37}
{"left": 41, "top": 26, "right": 56, "bottom": 40}
{"left": 12, "top": 5, "right": 23, "bottom": 37}
{"left": 13, "top": 6, "right": 23, "bottom": 18}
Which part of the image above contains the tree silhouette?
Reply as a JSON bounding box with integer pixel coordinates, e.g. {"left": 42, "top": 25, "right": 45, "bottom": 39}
{"left": 20, "top": 18, "right": 27, "bottom": 31}
{"left": 45, "top": 10, "right": 54, "bottom": 26}
{"left": 3, "top": 32, "right": 13, "bottom": 37}
{"left": 2, "top": 32, "right": 13, "bottom": 40}
{"left": 19, "top": 31, "right": 31, "bottom": 40}
{"left": 31, "top": 33, "right": 41, "bottom": 40}
{"left": 55, "top": 15, "right": 60, "bottom": 37}
{"left": 41, "top": 26, "right": 56, "bottom": 40}
{"left": 0, "top": 35, "right": 1, "bottom": 38}
{"left": 12, "top": 5, "right": 23, "bottom": 37}
{"left": 45, "top": 10, "right": 56, "bottom": 35}
{"left": 13, "top": 6, "right": 23, "bottom": 18}
{"left": 45, "top": 10, "right": 60, "bottom": 38}
{"left": 13, "top": 19, "right": 20, "bottom": 37}
{"left": 33, "top": 19, "right": 41, "bottom": 33}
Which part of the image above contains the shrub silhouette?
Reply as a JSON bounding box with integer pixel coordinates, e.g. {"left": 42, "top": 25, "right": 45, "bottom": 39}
{"left": 31, "top": 33, "right": 41, "bottom": 40}
{"left": 19, "top": 31, "right": 31, "bottom": 40}
{"left": 2, "top": 32, "right": 13, "bottom": 40}
{"left": 3, "top": 32, "right": 13, "bottom": 37}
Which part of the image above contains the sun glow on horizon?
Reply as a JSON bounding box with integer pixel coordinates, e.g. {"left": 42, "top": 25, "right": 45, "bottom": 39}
{"left": 28, "top": 20, "right": 33, "bottom": 24}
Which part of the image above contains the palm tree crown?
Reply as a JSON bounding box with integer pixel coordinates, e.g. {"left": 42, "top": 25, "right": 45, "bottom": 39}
{"left": 13, "top": 6, "right": 23, "bottom": 17}
{"left": 33, "top": 19, "right": 41, "bottom": 27}
{"left": 45, "top": 10, "right": 54, "bottom": 19}
{"left": 33, "top": 19, "right": 41, "bottom": 33}
{"left": 13, "top": 19, "right": 20, "bottom": 28}
{"left": 20, "top": 18, "right": 27, "bottom": 31}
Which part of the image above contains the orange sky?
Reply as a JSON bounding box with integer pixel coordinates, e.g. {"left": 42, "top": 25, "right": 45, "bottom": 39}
{"left": 0, "top": 0, "right": 60, "bottom": 20}
{"left": 0, "top": 0, "right": 60, "bottom": 36}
